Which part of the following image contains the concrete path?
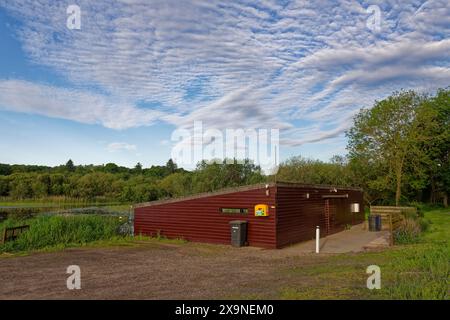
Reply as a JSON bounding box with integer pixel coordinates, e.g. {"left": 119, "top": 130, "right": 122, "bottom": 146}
{"left": 280, "top": 223, "right": 390, "bottom": 254}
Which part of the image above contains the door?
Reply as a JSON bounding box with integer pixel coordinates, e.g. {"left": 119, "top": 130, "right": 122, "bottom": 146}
{"left": 324, "top": 198, "right": 348, "bottom": 235}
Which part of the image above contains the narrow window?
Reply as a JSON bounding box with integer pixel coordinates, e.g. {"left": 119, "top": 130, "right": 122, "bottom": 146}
{"left": 220, "top": 208, "right": 248, "bottom": 214}
{"left": 351, "top": 203, "right": 360, "bottom": 213}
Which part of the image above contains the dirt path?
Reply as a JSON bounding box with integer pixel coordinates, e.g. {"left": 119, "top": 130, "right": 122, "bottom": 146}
{"left": 0, "top": 224, "right": 388, "bottom": 299}
{"left": 0, "top": 242, "right": 332, "bottom": 299}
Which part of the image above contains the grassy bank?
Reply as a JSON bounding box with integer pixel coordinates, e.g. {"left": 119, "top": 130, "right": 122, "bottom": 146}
{"left": 0, "top": 215, "right": 124, "bottom": 253}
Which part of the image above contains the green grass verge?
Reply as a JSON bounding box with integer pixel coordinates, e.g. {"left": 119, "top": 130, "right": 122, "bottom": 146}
{"left": 0, "top": 234, "right": 187, "bottom": 258}
{"left": 0, "top": 215, "right": 123, "bottom": 253}
{"left": 278, "top": 207, "right": 449, "bottom": 300}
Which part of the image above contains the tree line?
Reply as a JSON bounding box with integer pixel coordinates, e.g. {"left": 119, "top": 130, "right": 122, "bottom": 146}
{"left": 0, "top": 88, "right": 448, "bottom": 206}
{"left": 0, "top": 159, "right": 265, "bottom": 203}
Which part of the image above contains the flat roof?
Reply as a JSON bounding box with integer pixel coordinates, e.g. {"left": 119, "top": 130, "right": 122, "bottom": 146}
{"left": 133, "top": 182, "right": 362, "bottom": 209}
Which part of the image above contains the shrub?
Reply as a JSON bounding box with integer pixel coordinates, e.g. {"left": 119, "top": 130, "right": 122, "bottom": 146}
{"left": 0, "top": 215, "right": 123, "bottom": 253}
{"left": 401, "top": 209, "right": 419, "bottom": 220}
{"left": 418, "top": 218, "right": 431, "bottom": 232}
{"left": 394, "top": 218, "right": 421, "bottom": 244}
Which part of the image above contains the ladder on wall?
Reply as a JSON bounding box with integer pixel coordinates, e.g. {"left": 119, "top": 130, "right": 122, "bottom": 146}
{"left": 324, "top": 199, "right": 331, "bottom": 235}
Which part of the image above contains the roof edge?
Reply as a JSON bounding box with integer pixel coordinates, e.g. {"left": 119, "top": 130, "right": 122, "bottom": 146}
{"left": 275, "top": 181, "right": 363, "bottom": 192}
{"left": 133, "top": 181, "right": 363, "bottom": 209}
{"left": 133, "top": 183, "right": 275, "bottom": 208}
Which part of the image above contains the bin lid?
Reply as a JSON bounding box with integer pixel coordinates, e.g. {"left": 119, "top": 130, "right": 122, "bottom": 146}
{"left": 229, "top": 220, "right": 248, "bottom": 225}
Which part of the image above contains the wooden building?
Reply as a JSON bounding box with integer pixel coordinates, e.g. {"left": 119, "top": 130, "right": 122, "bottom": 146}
{"left": 134, "top": 182, "right": 364, "bottom": 249}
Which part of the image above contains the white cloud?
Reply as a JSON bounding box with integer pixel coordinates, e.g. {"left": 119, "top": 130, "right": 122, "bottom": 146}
{"left": 106, "top": 142, "right": 137, "bottom": 152}
{"left": 0, "top": 79, "right": 166, "bottom": 129}
{"left": 0, "top": 0, "right": 448, "bottom": 147}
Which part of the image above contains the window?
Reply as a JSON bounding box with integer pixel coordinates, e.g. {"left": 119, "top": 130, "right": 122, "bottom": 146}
{"left": 351, "top": 203, "right": 360, "bottom": 213}
{"left": 220, "top": 208, "right": 248, "bottom": 214}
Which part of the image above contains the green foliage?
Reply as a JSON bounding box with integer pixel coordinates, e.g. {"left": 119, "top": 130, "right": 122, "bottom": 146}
{"left": 0, "top": 158, "right": 264, "bottom": 203}
{"left": 158, "top": 172, "right": 192, "bottom": 197}
{"left": 275, "top": 156, "right": 353, "bottom": 186}
{"left": 192, "top": 159, "right": 265, "bottom": 193}
{"left": 133, "top": 162, "right": 143, "bottom": 173}
{"left": 420, "top": 88, "right": 450, "bottom": 204}
{"left": 394, "top": 218, "right": 422, "bottom": 244}
{"left": 346, "top": 88, "right": 449, "bottom": 206}
{"left": 418, "top": 218, "right": 430, "bottom": 233}
{"left": 165, "top": 159, "right": 177, "bottom": 174}
{"left": 65, "top": 159, "right": 75, "bottom": 172}
{"left": 0, "top": 164, "right": 12, "bottom": 175}
{"left": 0, "top": 215, "right": 123, "bottom": 253}
{"left": 347, "top": 90, "right": 428, "bottom": 205}
{"left": 394, "top": 211, "right": 432, "bottom": 245}
{"left": 276, "top": 89, "right": 448, "bottom": 207}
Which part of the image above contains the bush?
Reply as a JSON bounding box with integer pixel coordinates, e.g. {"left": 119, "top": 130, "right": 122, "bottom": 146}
{"left": 401, "top": 209, "right": 419, "bottom": 220}
{"left": 0, "top": 215, "right": 123, "bottom": 253}
{"left": 418, "top": 218, "right": 431, "bottom": 232}
{"left": 394, "top": 218, "right": 421, "bottom": 244}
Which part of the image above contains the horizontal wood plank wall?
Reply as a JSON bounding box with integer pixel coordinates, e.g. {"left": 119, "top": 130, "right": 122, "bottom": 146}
{"left": 134, "top": 186, "right": 277, "bottom": 248}
{"left": 276, "top": 186, "right": 364, "bottom": 248}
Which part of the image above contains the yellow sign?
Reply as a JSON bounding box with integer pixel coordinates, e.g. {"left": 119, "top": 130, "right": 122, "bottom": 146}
{"left": 254, "top": 204, "right": 269, "bottom": 217}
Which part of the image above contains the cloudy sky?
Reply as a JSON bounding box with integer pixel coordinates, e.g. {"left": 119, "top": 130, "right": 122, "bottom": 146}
{"left": 0, "top": 0, "right": 449, "bottom": 168}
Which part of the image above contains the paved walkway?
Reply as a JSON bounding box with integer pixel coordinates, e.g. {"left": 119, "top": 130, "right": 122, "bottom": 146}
{"left": 280, "top": 223, "right": 390, "bottom": 254}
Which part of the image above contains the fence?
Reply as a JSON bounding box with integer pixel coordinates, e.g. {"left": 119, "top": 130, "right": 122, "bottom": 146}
{"left": 1, "top": 225, "right": 30, "bottom": 244}
{"left": 369, "top": 206, "right": 417, "bottom": 245}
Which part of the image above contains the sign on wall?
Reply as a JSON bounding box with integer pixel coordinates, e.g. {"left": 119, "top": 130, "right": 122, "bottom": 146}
{"left": 254, "top": 204, "right": 269, "bottom": 217}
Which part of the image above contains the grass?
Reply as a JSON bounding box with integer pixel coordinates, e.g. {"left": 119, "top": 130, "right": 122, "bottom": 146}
{"left": 0, "top": 234, "right": 187, "bottom": 258}
{"left": 276, "top": 207, "right": 449, "bottom": 300}
{"left": 0, "top": 213, "right": 188, "bottom": 257}
{"left": 0, "top": 214, "right": 124, "bottom": 253}
{"left": 421, "top": 209, "right": 450, "bottom": 243}
{"left": 104, "top": 204, "right": 134, "bottom": 212}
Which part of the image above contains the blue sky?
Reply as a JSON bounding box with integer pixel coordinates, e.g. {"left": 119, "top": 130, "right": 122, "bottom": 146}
{"left": 0, "top": 0, "right": 449, "bottom": 169}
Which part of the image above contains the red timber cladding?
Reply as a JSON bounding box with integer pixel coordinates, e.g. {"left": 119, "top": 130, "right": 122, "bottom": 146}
{"left": 134, "top": 186, "right": 277, "bottom": 248}
{"left": 275, "top": 186, "right": 365, "bottom": 248}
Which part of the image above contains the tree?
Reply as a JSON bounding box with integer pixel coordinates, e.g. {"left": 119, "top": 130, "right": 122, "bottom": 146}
{"left": 9, "top": 175, "right": 32, "bottom": 199}
{"left": 191, "top": 159, "right": 265, "bottom": 193}
{"left": 104, "top": 163, "right": 119, "bottom": 174}
{"left": 134, "top": 162, "right": 143, "bottom": 173}
{"left": 165, "top": 159, "right": 178, "bottom": 174}
{"left": 159, "top": 172, "right": 192, "bottom": 197}
{"left": 347, "top": 90, "right": 433, "bottom": 205}
{"left": 65, "top": 159, "right": 75, "bottom": 172}
{"left": 0, "top": 164, "right": 12, "bottom": 175}
{"left": 31, "top": 174, "right": 51, "bottom": 198}
{"left": 0, "top": 176, "right": 9, "bottom": 196}
{"left": 275, "top": 156, "right": 352, "bottom": 187}
{"left": 420, "top": 88, "right": 450, "bottom": 206}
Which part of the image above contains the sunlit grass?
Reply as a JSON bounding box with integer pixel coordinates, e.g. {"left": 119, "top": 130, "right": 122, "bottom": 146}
{"left": 274, "top": 208, "right": 450, "bottom": 300}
